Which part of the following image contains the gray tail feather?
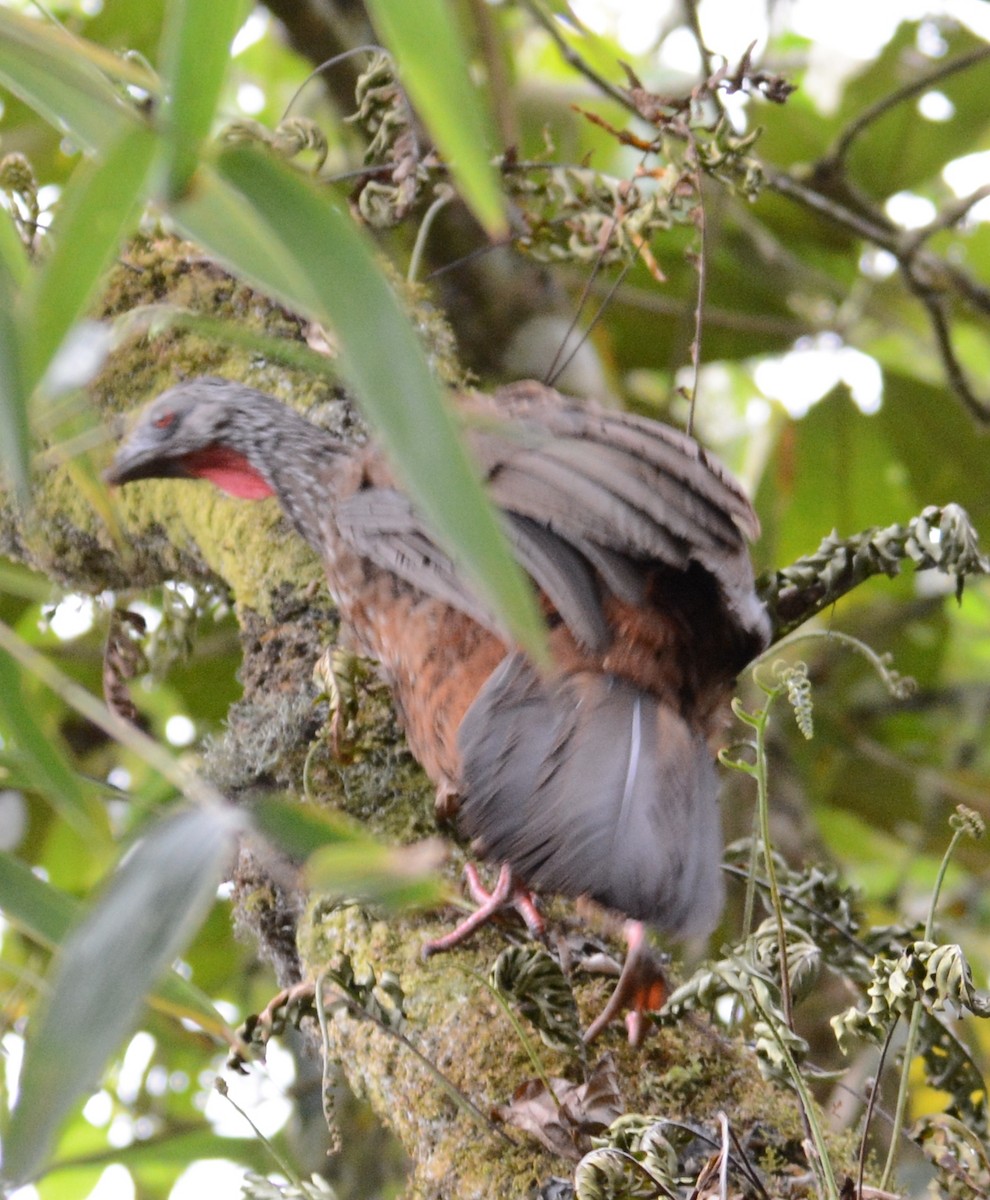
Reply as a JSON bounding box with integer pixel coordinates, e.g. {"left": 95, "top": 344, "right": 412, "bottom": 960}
{"left": 456, "top": 653, "right": 725, "bottom": 937}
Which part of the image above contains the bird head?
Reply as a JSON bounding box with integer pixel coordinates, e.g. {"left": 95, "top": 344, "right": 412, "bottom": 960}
{"left": 104, "top": 377, "right": 276, "bottom": 500}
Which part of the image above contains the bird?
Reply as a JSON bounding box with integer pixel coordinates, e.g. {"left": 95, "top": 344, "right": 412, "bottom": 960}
{"left": 105, "top": 375, "right": 770, "bottom": 1041}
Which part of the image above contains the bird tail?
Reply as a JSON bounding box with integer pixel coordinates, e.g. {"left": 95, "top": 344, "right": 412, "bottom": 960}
{"left": 456, "top": 653, "right": 725, "bottom": 937}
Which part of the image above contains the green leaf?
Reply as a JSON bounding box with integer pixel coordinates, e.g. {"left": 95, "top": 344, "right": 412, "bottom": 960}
{"left": 364, "top": 0, "right": 506, "bottom": 234}
{"left": 184, "top": 145, "right": 546, "bottom": 660}
{"left": 172, "top": 165, "right": 322, "bottom": 310}
{"left": 0, "top": 850, "right": 236, "bottom": 1040}
{"left": 22, "top": 126, "right": 157, "bottom": 397}
{"left": 0, "top": 650, "right": 109, "bottom": 844}
{"left": 252, "top": 796, "right": 446, "bottom": 911}
{"left": 0, "top": 8, "right": 142, "bottom": 153}
{"left": 755, "top": 387, "right": 917, "bottom": 571}
{"left": 156, "top": 0, "right": 249, "bottom": 196}
{"left": 0, "top": 850, "right": 76, "bottom": 949}
{"left": 251, "top": 794, "right": 372, "bottom": 858}
{"left": 305, "top": 839, "right": 447, "bottom": 910}
{"left": 3, "top": 806, "right": 243, "bottom": 1186}
{"left": 0, "top": 203, "right": 29, "bottom": 289}
{"left": 0, "top": 249, "right": 27, "bottom": 500}
{"left": 878, "top": 371, "right": 990, "bottom": 531}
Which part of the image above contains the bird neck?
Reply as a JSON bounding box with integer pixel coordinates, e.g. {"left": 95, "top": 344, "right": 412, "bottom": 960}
{"left": 189, "top": 397, "right": 347, "bottom": 555}
{"left": 251, "top": 422, "right": 346, "bottom": 555}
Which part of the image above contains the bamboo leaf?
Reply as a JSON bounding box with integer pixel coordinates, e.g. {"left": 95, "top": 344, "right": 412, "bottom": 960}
{"left": 0, "top": 8, "right": 143, "bottom": 152}
{"left": 252, "top": 796, "right": 446, "bottom": 910}
{"left": 3, "top": 807, "right": 243, "bottom": 1186}
{"left": 198, "top": 145, "right": 545, "bottom": 660}
{"left": 0, "top": 850, "right": 236, "bottom": 1040}
{"left": 23, "top": 126, "right": 157, "bottom": 397}
{"left": 0, "top": 251, "right": 27, "bottom": 500}
{"left": 172, "top": 165, "right": 322, "bottom": 311}
{"left": 156, "top": 0, "right": 249, "bottom": 196}
{"left": 0, "top": 651, "right": 109, "bottom": 844}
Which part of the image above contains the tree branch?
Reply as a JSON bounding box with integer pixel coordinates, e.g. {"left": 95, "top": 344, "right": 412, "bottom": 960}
{"left": 760, "top": 504, "right": 990, "bottom": 641}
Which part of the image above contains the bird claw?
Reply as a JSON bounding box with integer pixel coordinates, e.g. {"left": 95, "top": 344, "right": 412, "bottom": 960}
{"left": 582, "top": 920, "right": 668, "bottom": 1047}
{"left": 422, "top": 863, "right": 545, "bottom": 958}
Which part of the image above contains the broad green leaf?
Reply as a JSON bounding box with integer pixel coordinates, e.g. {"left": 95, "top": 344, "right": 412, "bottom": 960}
{"left": 3, "top": 806, "right": 243, "bottom": 1186}
{"left": 23, "top": 126, "right": 157, "bottom": 397}
{"left": 838, "top": 24, "right": 990, "bottom": 199}
{"left": 755, "top": 387, "right": 917, "bottom": 571}
{"left": 364, "top": 0, "right": 506, "bottom": 234}
{"left": 0, "top": 651, "right": 109, "bottom": 844}
{"left": 0, "top": 850, "right": 236, "bottom": 1039}
{"left": 251, "top": 794, "right": 373, "bottom": 858}
{"left": 878, "top": 371, "right": 990, "bottom": 530}
{"left": 194, "top": 145, "right": 546, "bottom": 660}
{"left": 156, "top": 0, "right": 249, "bottom": 196}
{"left": 0, "top": 8, "right": 143, "bottom": 153}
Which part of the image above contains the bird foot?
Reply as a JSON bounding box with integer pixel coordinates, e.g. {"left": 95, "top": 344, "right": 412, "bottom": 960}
{"left": 582, "top": 921, "right": 668, "bottom": 1047}
{"left": 422, "top": 863, "right": 545, "bottom": 957}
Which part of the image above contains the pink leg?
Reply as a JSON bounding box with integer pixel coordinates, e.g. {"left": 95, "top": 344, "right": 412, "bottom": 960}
{"left": 422, "top": 863, "right": 544, "bottom": 958}
{"left": 583, "top": 920, "right": 668, "bottom": 1046}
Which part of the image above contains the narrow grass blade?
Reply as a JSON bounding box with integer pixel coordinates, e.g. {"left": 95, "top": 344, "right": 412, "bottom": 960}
{"left": 3, "top": 806, "right": 242, "bottom": 1186}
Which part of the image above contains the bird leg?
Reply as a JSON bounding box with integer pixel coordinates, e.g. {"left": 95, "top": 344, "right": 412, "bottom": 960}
{"left": 582, "top": 920, "right": 669, "bottom": 1047}
{"left": 422, "top": 863, "right": 545, "bottom": 957}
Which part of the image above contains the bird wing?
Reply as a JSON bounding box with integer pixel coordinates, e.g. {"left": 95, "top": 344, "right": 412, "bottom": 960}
{"left": 335, "top": 487, "right": 609, "bottom": 650}
{"left": 335, "top": 383, "right": 768, "bottom": 653}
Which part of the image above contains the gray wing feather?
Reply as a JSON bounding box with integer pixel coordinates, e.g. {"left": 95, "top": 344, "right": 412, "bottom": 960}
{"left": 457, "top": 652, "right": 725, "bottom": 936}
{"left": 337, "top": 488, "right": 611, "bottom": 650}
{"left": 336, "top": 489, "right": 496, "bottom": 627}
{"left": 337, "top": 388, "right": 768, "bottom": 653}
{"left": 505, "top": 515, "right": 609, "bottom": 651}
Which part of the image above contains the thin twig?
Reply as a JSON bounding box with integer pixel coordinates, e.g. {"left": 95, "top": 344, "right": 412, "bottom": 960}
{"left": 826, "top": 46, "right": 990, "bottom": 167}
{"left": 283, "top": 44, "right": 384, "bottom": 118}
{"left": 407, "top": 188, "right": 454, "bottom": 283}
{"left": 686, "top": 164, "right": 706, "bottom": 438}
{"left": 765, "top": 165, "right": 990, "bottom": 421}
{"left": 902, "top": 183, "right": 990, "bottom": 252}
{"left": 903, "top": 275, "right": 990, "bottom": 422}
{"left": 857, "top": 1021, "right": 899, "bottom": 1199}
{"left": 519, "top": 0, "right": 636, "bottom": 111}
{"left": 880, "top": 820, "right": 968, "bottom": 1189}
{"left": 546, "top": 263, "right": 629, "bottom": 389}
{"left": 681, "top": 0, "right": 717, "bottom": 89}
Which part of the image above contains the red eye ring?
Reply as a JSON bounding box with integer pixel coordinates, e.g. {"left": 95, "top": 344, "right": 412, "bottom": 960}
{"left": 153, "top": 411, "right": 176, "bottom": 430}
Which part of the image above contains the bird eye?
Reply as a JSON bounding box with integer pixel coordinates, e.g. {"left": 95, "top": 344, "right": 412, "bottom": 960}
{"left": 153, "top": 411, "right": 177, "bottom": 430}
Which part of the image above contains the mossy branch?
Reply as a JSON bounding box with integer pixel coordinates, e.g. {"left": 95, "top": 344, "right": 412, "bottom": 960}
{"left": 759, "top": 503, "right": 989, "bottom": 641}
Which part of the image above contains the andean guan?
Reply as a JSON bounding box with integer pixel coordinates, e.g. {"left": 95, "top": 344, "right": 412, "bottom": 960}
{"left": 106, "top": 376, "right": 770, "bottom": 1042}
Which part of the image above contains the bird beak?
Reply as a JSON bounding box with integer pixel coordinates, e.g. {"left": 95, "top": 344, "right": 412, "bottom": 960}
{"left": 104, "top": 438, "right": 191, "bottom": 487}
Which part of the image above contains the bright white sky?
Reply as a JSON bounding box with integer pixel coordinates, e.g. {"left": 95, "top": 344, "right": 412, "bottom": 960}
{"left": 6, "top": 2, "right": 990, "bottom": 1197}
